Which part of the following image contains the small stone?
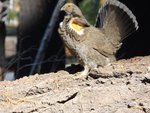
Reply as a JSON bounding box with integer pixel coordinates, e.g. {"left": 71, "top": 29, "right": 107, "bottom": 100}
{"left": 139, "top": 102, "right": 144, "bottom": 106}
{"left": 85, "top": 83, "right": 90, "bottom": 86}
{"left": 127, "top": 101, "right": 137, "bottom": 108}
{"left": 91, "top": 108, "right": 95, "bottom": 111}
{"left": 96, "top": 78, "right": 108, "bottom": 84}
{"left": 147, "top": 66, "right": 150, "bottom": 72}
{"left": 143, "top": 108, "right": 150, "bottom": 113}
{"left": 126, "top": 81, "right": 131, "bottom": 85}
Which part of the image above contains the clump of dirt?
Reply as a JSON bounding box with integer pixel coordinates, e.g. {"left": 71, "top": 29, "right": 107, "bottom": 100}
{"left": 0, "top": 56, "right": 150, "bottom": 113}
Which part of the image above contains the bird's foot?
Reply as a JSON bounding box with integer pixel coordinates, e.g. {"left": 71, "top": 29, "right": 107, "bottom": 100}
{"left": 73, "top": 66, "right": 89, "bottom": 79}
{"left": 73, "top": 72, "right": 88, "bottom": 80}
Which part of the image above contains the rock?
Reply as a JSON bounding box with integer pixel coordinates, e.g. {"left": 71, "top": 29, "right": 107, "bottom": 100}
{"left": 0, "top": 56, "right": 150, "bottom": 113}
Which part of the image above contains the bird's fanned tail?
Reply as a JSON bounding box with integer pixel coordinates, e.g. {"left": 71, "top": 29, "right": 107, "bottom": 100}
{"left": 95, "top": 0, "right": 139, "bottom": 41}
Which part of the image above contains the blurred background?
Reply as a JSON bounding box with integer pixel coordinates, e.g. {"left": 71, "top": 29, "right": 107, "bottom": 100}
{"left": 0, "top": 0, "right": 149, "bottom": 81}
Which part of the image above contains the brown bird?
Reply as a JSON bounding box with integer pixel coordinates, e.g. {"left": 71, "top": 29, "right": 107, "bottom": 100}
{"left": 58, "top": 0, "right": 138, "bottom": 76}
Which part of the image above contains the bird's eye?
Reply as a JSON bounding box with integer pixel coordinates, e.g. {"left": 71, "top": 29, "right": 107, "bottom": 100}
{"left": 67, "top": 5, "right": 71, "bottom": 7}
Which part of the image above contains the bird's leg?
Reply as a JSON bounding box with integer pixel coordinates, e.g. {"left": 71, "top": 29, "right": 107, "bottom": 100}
{"left": 81, "top": 65, "right": 90, "bottom": 76}
{"left": 73, "top": 65, "right": 89, "bottom": 79}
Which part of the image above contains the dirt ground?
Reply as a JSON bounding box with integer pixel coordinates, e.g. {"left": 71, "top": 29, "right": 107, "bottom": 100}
{"left": 0, "top": 56, "right": 150, "bottom": 113}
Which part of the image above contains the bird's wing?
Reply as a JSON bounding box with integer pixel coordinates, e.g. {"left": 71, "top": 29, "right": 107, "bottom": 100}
{"left": 71, "top": 17, "right": 90, "bottom": 27}
{"left": 95, "top": 0, "right": 138, "bottom": 44}
{"left": 70, "top": 17, "right": 116, "bottom": 56}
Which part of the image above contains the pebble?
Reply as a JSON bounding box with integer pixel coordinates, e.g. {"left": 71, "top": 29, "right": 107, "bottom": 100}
{"left": 127, "top": 101, "right": 138, "bottom": 108}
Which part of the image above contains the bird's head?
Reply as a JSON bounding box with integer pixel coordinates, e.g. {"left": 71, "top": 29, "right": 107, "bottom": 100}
{"left": 61, "top": 3, "right": 83, "bottom": 17}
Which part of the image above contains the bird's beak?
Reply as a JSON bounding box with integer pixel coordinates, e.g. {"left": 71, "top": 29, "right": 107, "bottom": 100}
{"left": 60, "top": 6, "right": 65, "bottom": 11}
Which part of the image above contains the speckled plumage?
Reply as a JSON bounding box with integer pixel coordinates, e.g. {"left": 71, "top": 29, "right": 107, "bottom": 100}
{"left": 58, "top": 0, "right": 138, "bottom": 76}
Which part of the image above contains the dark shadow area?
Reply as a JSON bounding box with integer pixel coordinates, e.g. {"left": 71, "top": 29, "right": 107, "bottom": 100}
{"left": 117, "top": 0, "right": 150, "bottom": 59}
{"left": 16, "top": 0, "right": 65, "bottom": 79}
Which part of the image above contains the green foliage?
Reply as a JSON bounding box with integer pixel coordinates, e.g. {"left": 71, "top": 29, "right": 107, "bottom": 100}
{"left": 7, "top": 9, "right": 18, "bottom": 21}
{"left": 79, "top": 0, "right": 100, "bottom": 25}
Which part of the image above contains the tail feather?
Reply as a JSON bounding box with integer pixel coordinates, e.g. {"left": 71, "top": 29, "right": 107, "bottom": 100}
{"left": 95, "top": 0, "right": 139, "bottom": 41}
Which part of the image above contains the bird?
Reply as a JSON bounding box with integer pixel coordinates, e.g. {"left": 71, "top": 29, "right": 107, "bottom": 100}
{"left": 58, "top": 0, "right": 139, "bottom": 77}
